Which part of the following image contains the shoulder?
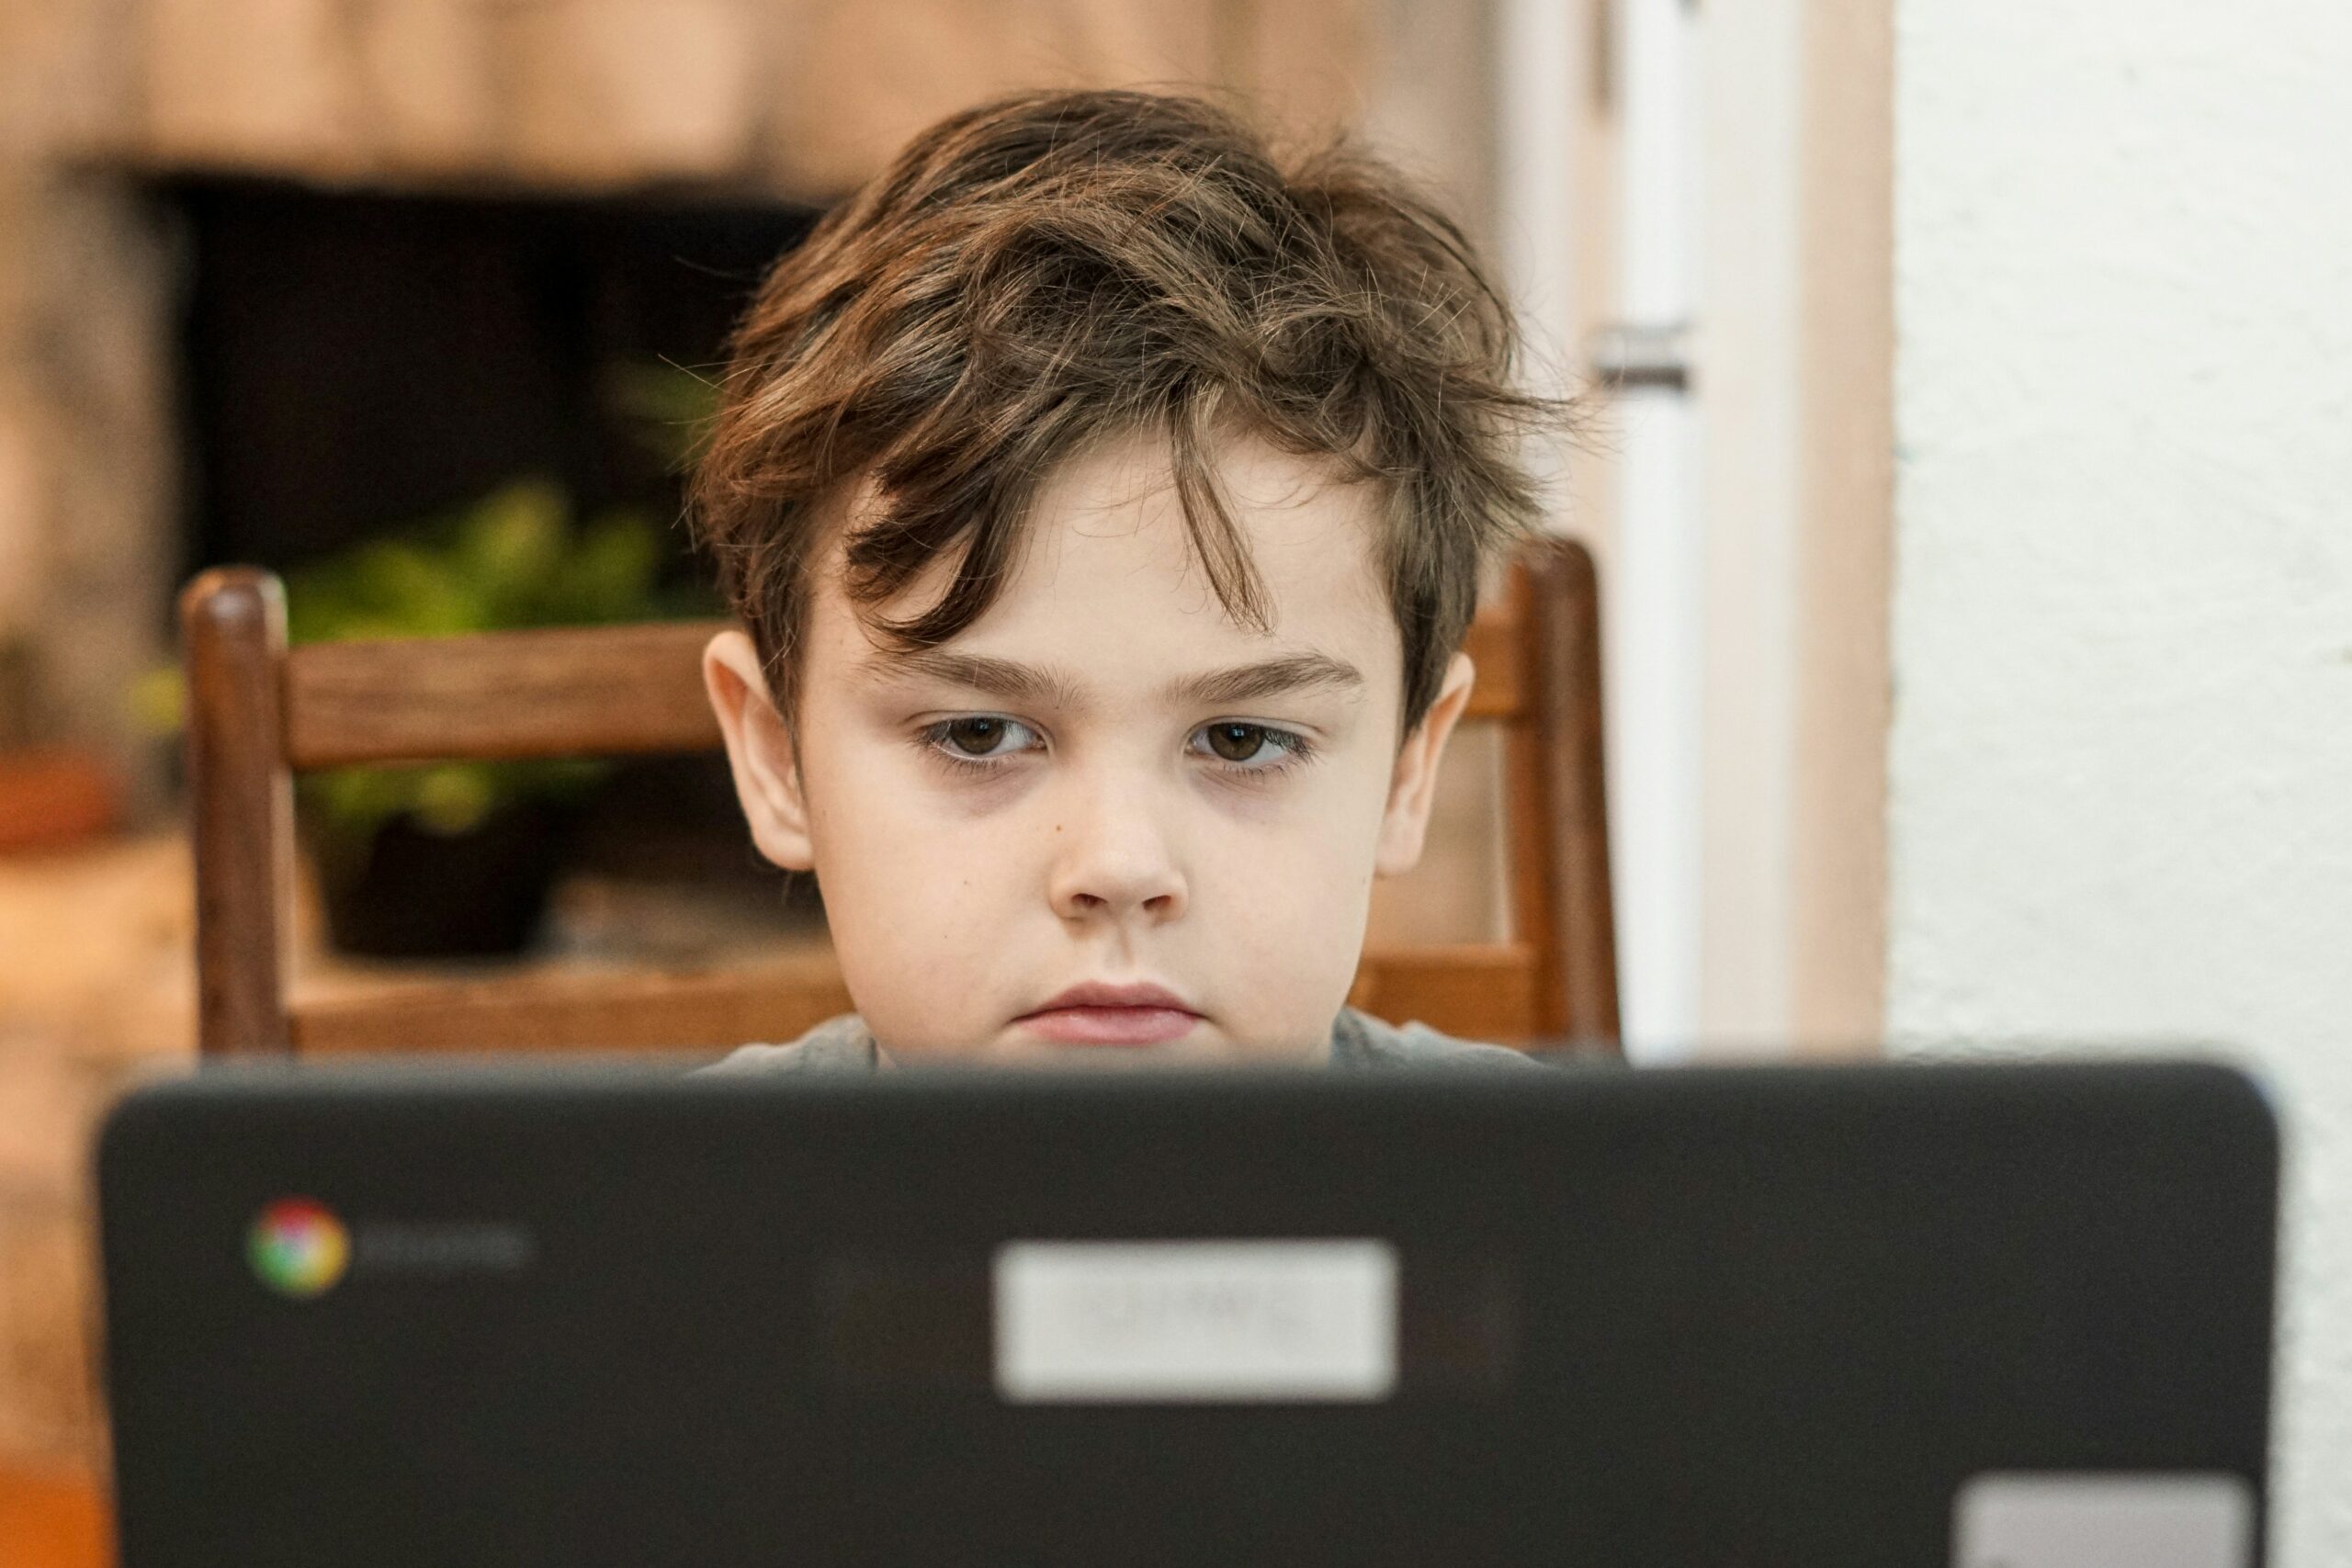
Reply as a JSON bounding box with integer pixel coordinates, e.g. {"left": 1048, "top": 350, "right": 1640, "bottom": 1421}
{"left": 696, "top": 1014, "right": 879, "bottom": 1076}
{"left": 698, "top": 1010, "right": 1541, "bottom": 1073}
{"left": 1329, "top": 1008, "right": 1546, "bottom": 1070}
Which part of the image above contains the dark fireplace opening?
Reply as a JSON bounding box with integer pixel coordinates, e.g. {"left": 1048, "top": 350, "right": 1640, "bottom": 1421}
{"left": 158, "top": 175, "right": 825, "bottom": 957}
{"left": 164, "top": 174, "right": 817, "bottom": 577}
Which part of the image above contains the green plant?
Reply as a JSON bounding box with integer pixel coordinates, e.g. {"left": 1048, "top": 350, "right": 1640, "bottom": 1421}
{"left": 131, "top": 357, "right": 724, "bottom": 863}
{"left": 289, "top": 478, "right": 712, "bottom": 847}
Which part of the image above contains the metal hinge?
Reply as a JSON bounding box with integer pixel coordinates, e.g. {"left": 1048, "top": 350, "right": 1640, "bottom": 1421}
{"left": 1586, "top": 320, "right": 1693, "bottom": 392}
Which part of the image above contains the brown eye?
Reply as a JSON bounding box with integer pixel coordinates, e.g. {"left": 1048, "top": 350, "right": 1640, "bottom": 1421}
{"left": 1204, "top": 723, "right": 1267, "bottom": 761}
{"left": 941, "top": 716, "right": 1022, "bottom": 756}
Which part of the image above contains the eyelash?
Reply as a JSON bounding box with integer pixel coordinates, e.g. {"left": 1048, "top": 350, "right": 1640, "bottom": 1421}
{"left": 917, "top": 716, "right": 1318, "bottom": 781}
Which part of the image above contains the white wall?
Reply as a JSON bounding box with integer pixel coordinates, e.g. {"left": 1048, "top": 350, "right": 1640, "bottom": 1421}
{"left": 1888, "top": 5, "right": 2352, "bottom": 1562}
{"left": 1693, "top": 0, "right": 1801, "bottom": 1050}
{"left": 1607, "top": 0, "right": 1705, "bottom": 1057}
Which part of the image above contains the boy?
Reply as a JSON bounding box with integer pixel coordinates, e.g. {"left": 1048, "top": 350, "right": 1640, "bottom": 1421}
{"left": 692, "top": 89, "right": 1566, "bottom": 1071}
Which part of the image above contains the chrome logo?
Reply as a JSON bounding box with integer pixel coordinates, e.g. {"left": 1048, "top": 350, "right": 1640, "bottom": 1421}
{"left": 247, "top": 1198, "right": 351, "bottom": 1298}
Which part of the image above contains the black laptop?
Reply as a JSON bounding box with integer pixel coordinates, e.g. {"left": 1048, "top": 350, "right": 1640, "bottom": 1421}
{"left": 97, "top": 1058, "right": 2276, "bottom": 1567}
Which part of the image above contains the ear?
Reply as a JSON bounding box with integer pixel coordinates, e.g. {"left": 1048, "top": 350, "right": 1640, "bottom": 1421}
{"left": 703, "top": 630, "right": 815, "bottom": 872}
{"left": 1375, "top": 651, "right": 1477, "bottom": 877}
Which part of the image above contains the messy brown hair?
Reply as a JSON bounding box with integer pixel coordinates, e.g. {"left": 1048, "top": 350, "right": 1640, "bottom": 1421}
{"left": 692, "top": 88, "right": 1568, "bottom": 731}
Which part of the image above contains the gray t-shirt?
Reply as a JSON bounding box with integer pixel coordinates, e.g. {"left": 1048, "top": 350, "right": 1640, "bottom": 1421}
{"left": 701, "top": 1007, "right": 1541, "bottom": 1075}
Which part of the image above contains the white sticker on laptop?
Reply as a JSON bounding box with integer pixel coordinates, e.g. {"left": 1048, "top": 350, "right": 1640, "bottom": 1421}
{"left": 993, "top": 1240, "right": 1397, "bottom": 1403}
{"left": 1953, "top": 1472, "right": 2254, "bottom": 1568}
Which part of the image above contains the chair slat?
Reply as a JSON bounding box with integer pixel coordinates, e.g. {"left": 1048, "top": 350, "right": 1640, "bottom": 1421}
{"left": 285, "top": 621, "right": 729, "bottom": 769}
{"left": 1349, "top": 942, "right": 1541, "bottom": 1044}
{"left": 290, "top": 956, "right": 854, "bottom": 1055}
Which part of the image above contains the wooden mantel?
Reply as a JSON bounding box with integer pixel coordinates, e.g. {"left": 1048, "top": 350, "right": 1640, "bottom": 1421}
{"left": 77, "top": 0, "right": 1382, "bottom": 202}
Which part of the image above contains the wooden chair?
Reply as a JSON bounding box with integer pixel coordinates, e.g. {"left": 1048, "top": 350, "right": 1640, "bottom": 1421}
{"left": 184, "top": 542, "right": 1618, "bottom": 1056}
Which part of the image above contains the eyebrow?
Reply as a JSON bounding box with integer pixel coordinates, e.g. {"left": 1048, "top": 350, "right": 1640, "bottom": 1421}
{"left": 862, "top": 649, "right": 1365, "bottom": 711}
{"left": 863, "top": 649, "right": 1089, "bottom": 709}
{"left": 1165, "top": 652, "right": 1366, "bottom": 707}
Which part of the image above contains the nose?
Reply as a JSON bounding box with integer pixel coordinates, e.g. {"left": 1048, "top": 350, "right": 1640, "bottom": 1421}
{"left": 1046, "top": 771, "right": 1189, "bottom": 925}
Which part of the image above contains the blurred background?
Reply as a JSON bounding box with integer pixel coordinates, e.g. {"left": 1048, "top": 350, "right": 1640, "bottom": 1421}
{"left": 0, "top": 0, "right": 2346, "bottom": 1562}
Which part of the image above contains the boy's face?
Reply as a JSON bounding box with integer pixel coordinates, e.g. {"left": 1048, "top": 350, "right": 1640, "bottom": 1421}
{"left": 706, "top": 428, "right": 1474, "bottom": 1064}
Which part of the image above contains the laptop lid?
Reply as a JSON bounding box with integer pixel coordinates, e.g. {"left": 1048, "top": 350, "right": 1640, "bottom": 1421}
{"left": 97, "top": 1059, "right": 2276, "bottom": 1568}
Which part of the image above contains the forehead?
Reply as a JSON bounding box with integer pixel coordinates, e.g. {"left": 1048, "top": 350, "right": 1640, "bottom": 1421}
{"left": 820, "top": 427, "right": 1400, "bottom": 685}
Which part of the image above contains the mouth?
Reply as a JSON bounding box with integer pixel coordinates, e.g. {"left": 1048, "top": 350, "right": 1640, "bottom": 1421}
{"left": 1012, "top": 982, "right": 1204, "bottom": 1048}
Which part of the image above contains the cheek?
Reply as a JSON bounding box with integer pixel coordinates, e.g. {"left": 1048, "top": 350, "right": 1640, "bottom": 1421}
{"left": 1192, "top": 773, "right": 1387, "bottom": 1031}
{"left": 797, "top": 726, "right": 1027, "bottom": 1031}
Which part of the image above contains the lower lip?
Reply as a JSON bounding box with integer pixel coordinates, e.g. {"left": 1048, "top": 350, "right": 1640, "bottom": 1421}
{"left": 1016, "top": 1007, "right": 1200, "bottom": 1046}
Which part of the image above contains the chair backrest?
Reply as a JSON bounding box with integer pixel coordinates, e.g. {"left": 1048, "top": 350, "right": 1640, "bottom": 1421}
{"left": 184, "top": 542, "right": 1618, "bottom": 1057}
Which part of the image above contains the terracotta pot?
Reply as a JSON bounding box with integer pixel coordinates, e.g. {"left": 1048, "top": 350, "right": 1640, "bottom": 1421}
{"left": 0, "top": 750, "right": 119, "bottom": 853}
{"left": 311, "top": 799, "right": 578, "bottom": 957}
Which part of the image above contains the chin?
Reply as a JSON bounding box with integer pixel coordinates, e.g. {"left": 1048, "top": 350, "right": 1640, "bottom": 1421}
{"left": 987, "top": 1025, "right": 1229, "bottom": 1067}
{"left": 1042, "top": 1032, "right": 1328, "bottom": 1069}
{"left": 997, "top": 1037, "right": 1203, "bottom": 1068}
